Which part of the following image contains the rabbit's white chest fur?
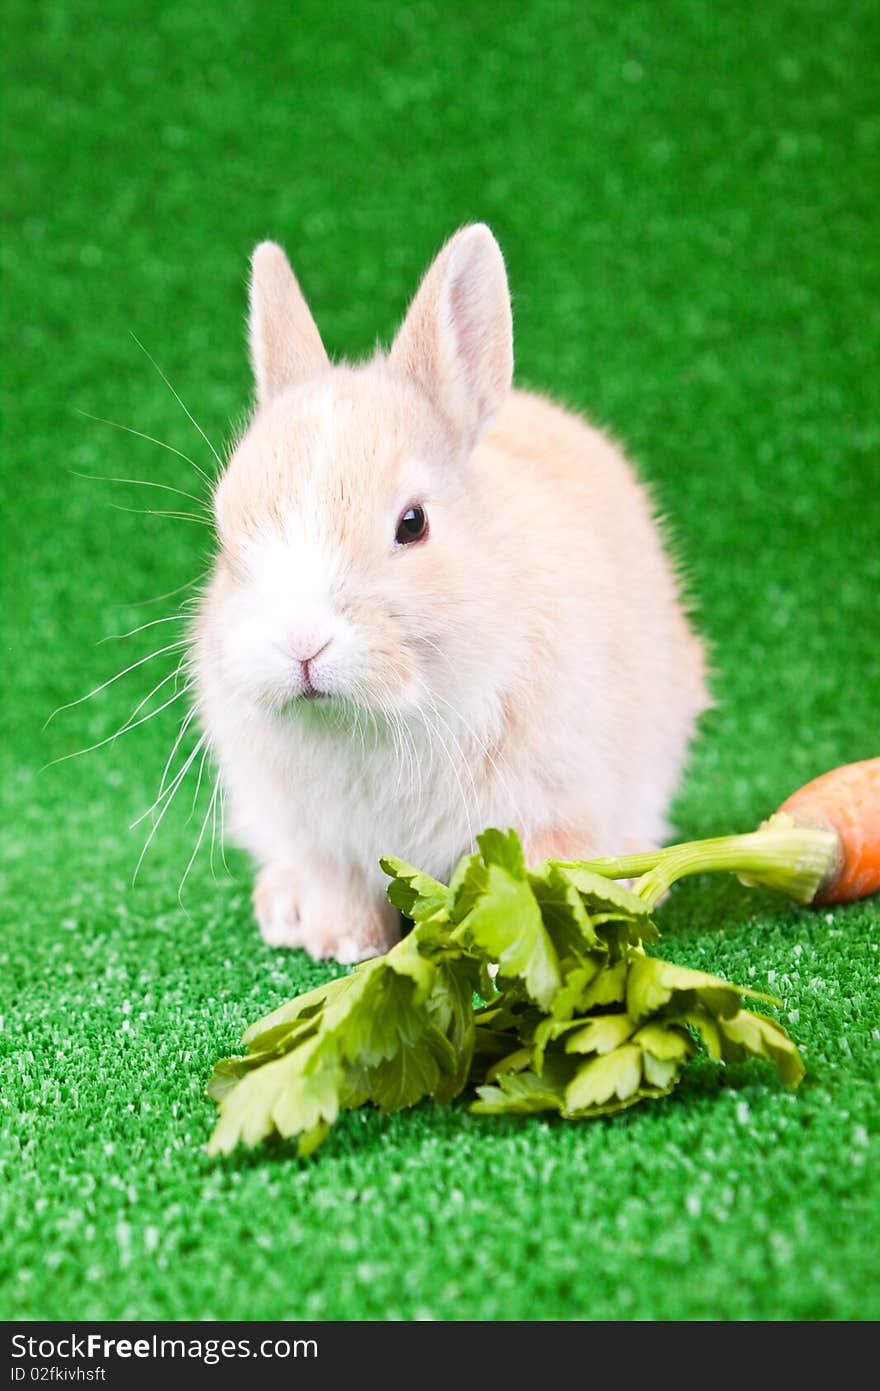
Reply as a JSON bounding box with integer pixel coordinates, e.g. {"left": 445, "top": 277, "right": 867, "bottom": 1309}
{"left": 192, "top": 227, "right": 707, "bottom": 961}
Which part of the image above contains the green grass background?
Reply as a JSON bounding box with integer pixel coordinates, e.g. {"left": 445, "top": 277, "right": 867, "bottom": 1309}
{"left": 2, "top": 0, "right": 878, "bottom": 1321}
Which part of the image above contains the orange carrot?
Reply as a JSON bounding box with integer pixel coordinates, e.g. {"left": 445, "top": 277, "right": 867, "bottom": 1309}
{"left": 769, "top": 757, "right": 880, "bottom": 905}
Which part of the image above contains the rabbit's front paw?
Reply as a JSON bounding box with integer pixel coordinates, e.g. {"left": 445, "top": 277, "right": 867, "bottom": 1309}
{"left": 253, "top": 862, "right": 400, "bottom": 963}
{"left": 253, "top": 864, "right": 303, "bottom": 948}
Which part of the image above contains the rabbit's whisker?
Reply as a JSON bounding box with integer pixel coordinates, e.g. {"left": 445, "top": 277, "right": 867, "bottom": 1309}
{"left": 70, "top": 469, "right": 210, "bottom": 512}
{"left": 42, "top": 680, "right": 191, "bottom": 771}
{"left": 156, "top": 704, "right": 200, "bottom": 803}
{"left": 178, "top": 770, "right": 220, "bottom": 904}
{"left": 108, "top": 504, "right": 211, "bottom": 526}
{"left": 109, "top": 577, "right": 204, "bottom": 612}
{"left": 425, "top": 681, "right": 525, "bottom": 841}
{"left": 132, "top": 732, "right": 207, "bottom": 883}
{"left": 44, "top": 640, "right": 189, "bottom": 728}
{"left": 99, "top": 613, "right": 185, "bottom": 645}
{"left": 417, "top": 702, "right": 475, "bottom": 855}
{"left": 188, "top": 738, "right": 212, "bottom": 819}
{"left": 423, "top": 692, "right": 481, "bottom": 843}
{"left": 130, "top": 332, "right": 225, "bottom": 474}
{"left": 218, "top": 785, "right": 231, "bottom": 874}
{"left": 74, "top": 409, "right": 214, "bottom": 488}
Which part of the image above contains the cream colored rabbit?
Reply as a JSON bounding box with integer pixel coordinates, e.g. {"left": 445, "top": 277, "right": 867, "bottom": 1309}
{"left": 192, "top": 224, "right": 708, "bottom": 962}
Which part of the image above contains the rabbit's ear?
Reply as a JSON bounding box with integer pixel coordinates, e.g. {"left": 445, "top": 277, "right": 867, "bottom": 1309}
{"left": 389, "top": 224, "right": 513, "bottom": 449}
{"left": 248, "top": 242, "right": 329, "bottom": 407}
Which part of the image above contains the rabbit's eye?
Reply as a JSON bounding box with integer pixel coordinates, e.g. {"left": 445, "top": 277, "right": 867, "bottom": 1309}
{"left": 395, "top": 505, "right": 428, "bottom": 546}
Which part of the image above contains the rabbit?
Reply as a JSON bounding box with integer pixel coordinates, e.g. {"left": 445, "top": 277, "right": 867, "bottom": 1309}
{"left": 191, "top": 223, "right": 708, "bottom": 963}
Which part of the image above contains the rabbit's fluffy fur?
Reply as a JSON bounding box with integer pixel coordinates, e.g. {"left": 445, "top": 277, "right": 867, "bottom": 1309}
{"left": 192, "top": 225, "right": 707, "bottom": 962}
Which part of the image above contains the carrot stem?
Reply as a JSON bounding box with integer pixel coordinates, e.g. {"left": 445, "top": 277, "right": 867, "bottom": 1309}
{"left": 566, "top": 826, "right": 839, "bottom": 911}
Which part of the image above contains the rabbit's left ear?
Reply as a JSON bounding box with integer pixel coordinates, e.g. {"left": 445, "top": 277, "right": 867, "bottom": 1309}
{"left": 389, "top": 224, "right": 513, "bottom": 449}
{"left": 248, "top": 241, "right": 329, "bottom": 407}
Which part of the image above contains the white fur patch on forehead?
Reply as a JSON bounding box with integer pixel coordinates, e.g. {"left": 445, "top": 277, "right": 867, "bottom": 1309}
{"left": 241, "top": 525, "right": 344, "bottom": 615}
{"left": 215, "top": 359, "right": 455, "bottom": 556}
{"left": 286, "top": 380, "right": 354, "bottom": 506}
{"left": 261, "top": 375, "right": 354, "bottom": 483}
{"left": 298, "top": 379, "right": 353, "bottom": 442}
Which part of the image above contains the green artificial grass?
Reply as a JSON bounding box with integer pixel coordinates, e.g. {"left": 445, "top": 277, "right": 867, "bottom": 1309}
{"left": 2, "top": 0, "right": 878, "bottom": 1322}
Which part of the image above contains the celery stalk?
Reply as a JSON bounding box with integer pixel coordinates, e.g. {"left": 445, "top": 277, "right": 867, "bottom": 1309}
{"left": 562, "top": 821, "right": 838, "bottom": 912}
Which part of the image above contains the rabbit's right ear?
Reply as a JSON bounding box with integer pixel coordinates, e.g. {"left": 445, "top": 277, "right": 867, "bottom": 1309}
{"left": 389, "top": 224, "right": 513, "bottom": 451}
{"left": 248, "top": 242, "right": 329, "bottom": 407}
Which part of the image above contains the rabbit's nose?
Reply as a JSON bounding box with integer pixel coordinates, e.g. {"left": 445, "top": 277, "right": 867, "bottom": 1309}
{"left": 289, "top": 637, "right": 332, "bottom": 666}
{"left": 292, "top": 638, "right": 332, "bottom": 694}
